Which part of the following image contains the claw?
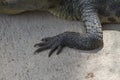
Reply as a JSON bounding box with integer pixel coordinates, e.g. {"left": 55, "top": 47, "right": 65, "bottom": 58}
{"left": 48, "top": 46, "right": 58, "bottom": 57}
{"left": 34, "top": 45, "right": 50, "bottom": 54}
{"left": 56, "top": 46, "right": 64, "bottom": 55}
{"left": 34, "top": 42, "right": 47, "bottom": 47}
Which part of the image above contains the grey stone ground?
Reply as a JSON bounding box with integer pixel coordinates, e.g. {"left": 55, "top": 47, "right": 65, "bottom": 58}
{"left": 0, "top": 12, "right": 120, "bottom": 80}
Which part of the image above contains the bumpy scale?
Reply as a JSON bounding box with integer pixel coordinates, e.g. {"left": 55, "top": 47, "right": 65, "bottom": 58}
{"left": 1, "top": 0, "right": 120, "bottom": 57}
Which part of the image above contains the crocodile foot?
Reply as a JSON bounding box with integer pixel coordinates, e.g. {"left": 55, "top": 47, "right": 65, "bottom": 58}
{"left": 34, "top": 33, "right": 65, "bottom": 57}
{"left": 34, "top": 32, "right": 103, "bottom": 57}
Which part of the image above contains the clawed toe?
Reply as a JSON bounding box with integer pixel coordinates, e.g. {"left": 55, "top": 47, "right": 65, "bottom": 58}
{"left": 34, "top": 42, "right": 47, "bottom": 47}
{"left": 56, "top": 46, "right": 64, "bottom": 55}
{"left": 34, "top": 44, "right": 51, "bottom": 54}
{"left": 34, "top": 36, "right": 64, "bottom": 57}
{"left": 48, "top": 45, "right": 59, "bottom": 57}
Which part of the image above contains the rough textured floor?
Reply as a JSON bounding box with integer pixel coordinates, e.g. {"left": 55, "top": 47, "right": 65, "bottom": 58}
{"left": 0, "top": 12, "right": 120, "bottom": 80}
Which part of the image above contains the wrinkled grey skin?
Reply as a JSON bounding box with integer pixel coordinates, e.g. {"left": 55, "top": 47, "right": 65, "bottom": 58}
{"left": 1, "top": 0, "right": 120, "bottom": 57}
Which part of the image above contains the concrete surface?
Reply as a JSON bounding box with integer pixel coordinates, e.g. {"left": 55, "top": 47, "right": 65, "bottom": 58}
{"left": 0, "top": 11, "right": 120, "bottom": 80}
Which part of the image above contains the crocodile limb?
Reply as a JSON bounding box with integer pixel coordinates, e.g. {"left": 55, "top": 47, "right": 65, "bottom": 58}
{"left": 34, "top": 1, "right": 103, "bottom": 57}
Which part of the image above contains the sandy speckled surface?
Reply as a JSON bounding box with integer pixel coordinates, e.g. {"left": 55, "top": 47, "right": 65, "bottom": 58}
{"left": 0, "top": 12, "right": 120, "bottom": 80}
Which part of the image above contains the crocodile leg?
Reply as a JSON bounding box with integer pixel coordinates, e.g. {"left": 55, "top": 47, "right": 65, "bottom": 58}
{"left": 34, "top": 5, "right": 103, "bottom": 57}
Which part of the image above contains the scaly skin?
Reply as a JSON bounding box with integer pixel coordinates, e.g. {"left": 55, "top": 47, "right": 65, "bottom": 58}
{"left": 0, "top": 0, "right": 120, "bottom": 57}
